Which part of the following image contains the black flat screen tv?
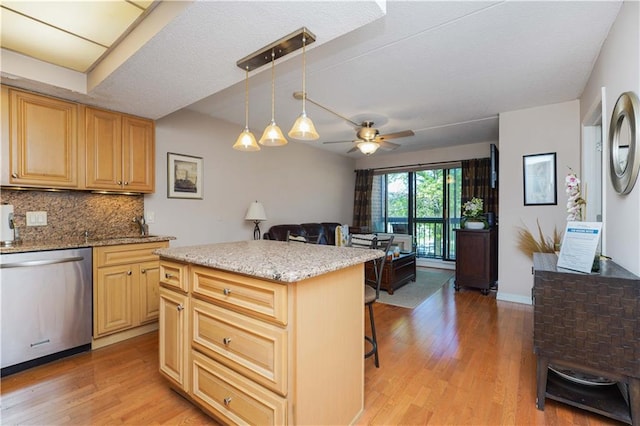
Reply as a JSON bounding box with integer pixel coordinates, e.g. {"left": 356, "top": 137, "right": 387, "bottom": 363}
{"left": 490, "top": 143, "right": 499, "bottom": 189}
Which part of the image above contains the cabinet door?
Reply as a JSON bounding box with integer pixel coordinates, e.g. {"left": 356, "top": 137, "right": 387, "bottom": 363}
{"left": 9, "top": 89, "right": 78, "bottom": 187}
{"left": 159, "top": 287, "right": 188, "bottom": 390}
{"left": 85, "top": 107, "right": 123, "bottom": 190}
{"left": 139, "top": 260, "right": 160, "bottom": 324}
{"left": 94, "top": 264, "right": 135, "bottom": 337}
{"left": 122, "top": 115, "right": 154, "bottom": 193}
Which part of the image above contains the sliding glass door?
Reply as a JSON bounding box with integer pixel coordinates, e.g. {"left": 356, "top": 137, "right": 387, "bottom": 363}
{"left": 371, "top": 165, "right": 461, "bottom": 260}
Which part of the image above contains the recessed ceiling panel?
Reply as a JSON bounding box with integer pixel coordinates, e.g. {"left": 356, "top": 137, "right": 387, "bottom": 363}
{"left": 2, "top": 1, "right": 146, "bottom": 46}
{"left": 1, "top": 9, "right": 107, "bottom": 72}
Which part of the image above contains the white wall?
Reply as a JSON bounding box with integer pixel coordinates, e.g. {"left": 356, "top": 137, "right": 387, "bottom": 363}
{"left": 498, "top": 100, "right": 581, "bottom": 304}
{"left": 144, "top": 109, "right": 356, "bottom": 247}
{"left": 580, "top": 0, "right": 640, "bottom": 275}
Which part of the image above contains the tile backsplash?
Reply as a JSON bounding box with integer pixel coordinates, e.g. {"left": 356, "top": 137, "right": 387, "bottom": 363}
{"left": 0, "top": 189, "right": 144, "bottom": 242}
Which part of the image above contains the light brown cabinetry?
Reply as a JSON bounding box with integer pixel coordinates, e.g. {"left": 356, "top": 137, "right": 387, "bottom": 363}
{"left": 93, "top": 241, "right": 168, "bottom": 348}
{"left": 8, "top": 88, "right": 78, "bottom": 188}
{"left": 85, "top": 107, "right": 155, "bottom": 193}
{"left": 158, "top": 259, "right": 364, "bottom": 425}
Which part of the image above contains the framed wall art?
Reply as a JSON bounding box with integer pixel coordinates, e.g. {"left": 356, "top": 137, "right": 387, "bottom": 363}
{"left": 523, "top": 152, "right": 557, "bottom": 206}
{"left": 167, "top": 152, "right": 203, "bottom": 199}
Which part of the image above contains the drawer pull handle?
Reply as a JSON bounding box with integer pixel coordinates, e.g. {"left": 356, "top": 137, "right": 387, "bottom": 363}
{"left": 141, "top": 269, "right": 146, "bottom": 274}
{"left": 165, "top": 273, "right": 173, "bottom": 279}
{"left": 127, "top": 270, "right": 132, "bottom": 275}
{"left": 117, "top": 180, "right": 122, "bottom": 185}
{"left": 124, "top": 181, "right": 129, "bottom": 185}
{"left": 11, "top": 173, "right": 18, "bottom": 178}
{"left": 177, "top": 304, "right": 184, "bottom": 311}
{"left": 223, "top": 397, "right": 232, "bottom": 406}
{"left": 223, "top": 337, "right": 232, "bottom": 345}
{"left": 223, "top": 288, "right": 231, "bottom": 296}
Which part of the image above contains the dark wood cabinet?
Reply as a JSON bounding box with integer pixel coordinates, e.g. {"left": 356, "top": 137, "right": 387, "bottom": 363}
{"left": 365, "top": 252, "right": 416, "bottom": 294}
{"left": 533, "top": 253, "right": 639, "bottom": 425}
{"left": 454, "top": 228, "right": 498, "bottom": 295}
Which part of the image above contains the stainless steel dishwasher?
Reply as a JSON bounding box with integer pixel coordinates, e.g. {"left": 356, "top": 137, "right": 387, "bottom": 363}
{"left": 1, "top": 247, "right": 92, "bottom": 376}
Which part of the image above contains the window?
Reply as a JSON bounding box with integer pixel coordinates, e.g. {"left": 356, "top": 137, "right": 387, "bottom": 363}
{"left": 371, "top": 164, "right": 461, "bottom": 260}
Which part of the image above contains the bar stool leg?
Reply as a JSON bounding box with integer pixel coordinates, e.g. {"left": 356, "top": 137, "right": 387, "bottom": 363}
{"left": 365, "top": 303, "right": 379, "bottom": 368}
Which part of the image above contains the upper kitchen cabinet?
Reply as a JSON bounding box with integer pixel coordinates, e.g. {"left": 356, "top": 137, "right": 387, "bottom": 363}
{"left": 6, "top": 88, "right": 78, "bottom": 188}
{"left": 85, "top": 107, "right": 155, "bottom": 193}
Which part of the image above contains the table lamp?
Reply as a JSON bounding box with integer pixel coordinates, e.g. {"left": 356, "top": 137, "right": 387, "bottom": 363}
{"left": 245, "top": 201, "right": 267, "bottom": 240}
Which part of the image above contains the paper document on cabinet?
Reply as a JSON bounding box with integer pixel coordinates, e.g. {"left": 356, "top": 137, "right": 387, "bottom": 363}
{"left": 556, "top": 221, "right": 602, "bottom": 273}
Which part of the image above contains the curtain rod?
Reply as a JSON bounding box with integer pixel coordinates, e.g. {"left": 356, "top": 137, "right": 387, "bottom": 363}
{"left": 355, "top": 160, "right": 463, "bottom": 172}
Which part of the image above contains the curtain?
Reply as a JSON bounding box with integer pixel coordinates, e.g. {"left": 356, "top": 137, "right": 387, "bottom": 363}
{"left": 461, "top": 158, "right": 498, "bottom": 218}
{"left": 352, "top": 169, "right": 374, "bottom": 230}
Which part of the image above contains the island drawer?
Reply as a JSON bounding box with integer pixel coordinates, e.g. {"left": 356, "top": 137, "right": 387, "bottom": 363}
{"left": 191, "top": 350, "right": 286, "bottom": 426}
{"left": 160, "top": 260, "right": 189, "bottom": 292}
{"left": 191, "top": 266, "right": 287, "bottom": 325}
{"left": 192, "top": 299, "right": 287, "bottom": 395}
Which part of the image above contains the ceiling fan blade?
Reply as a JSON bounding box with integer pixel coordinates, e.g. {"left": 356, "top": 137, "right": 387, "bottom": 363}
{"left": 378, "top": 130, "right": 415, "bottom": 140}
{"left": 293, "top": 92, "right": 361, "bottom": 127}
{"left": 379, "top": 140, "right": 401, "bottom": 150}
{"left": 347, "top": 146, "right": 359, "bottom": 154}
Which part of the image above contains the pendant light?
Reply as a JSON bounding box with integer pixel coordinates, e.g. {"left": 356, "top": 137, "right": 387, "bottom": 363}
{"left": 259, "top": 50, "right": 287, "bottom": 146}
{"left": 233, "top": 67, "right": 260, "bottom": 151}
{"left": 288, "top": 34, "right": 319, "bottom": 140}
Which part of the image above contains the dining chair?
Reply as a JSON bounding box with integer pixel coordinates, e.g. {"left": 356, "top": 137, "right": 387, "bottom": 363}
{"left": 348, "top": 234, "right": 394, "bottom": 367}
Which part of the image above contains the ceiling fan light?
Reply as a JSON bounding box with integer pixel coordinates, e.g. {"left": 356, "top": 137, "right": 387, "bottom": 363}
{"left": 357, "top": 140, "right": 380, "bottom": 155}
{"left": 288, "top": 112, "right": 319, "bottom": 140}
{"left": 259, "top": 121, "right": 288, "bottom": 146}
{"left": 233, "top": 128, "right": 260, "bottom": 151}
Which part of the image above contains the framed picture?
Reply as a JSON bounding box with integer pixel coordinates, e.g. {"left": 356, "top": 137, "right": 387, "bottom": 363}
{"left": 167, "top": 152, "right": 203, "bottom": 199}
{"left": 523, "top": 152, "right": 557, "bottom": 205}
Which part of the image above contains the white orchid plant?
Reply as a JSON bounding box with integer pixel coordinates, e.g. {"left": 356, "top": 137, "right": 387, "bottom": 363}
{"left": 565, "top": 169, "right": 586, "bottom": 221}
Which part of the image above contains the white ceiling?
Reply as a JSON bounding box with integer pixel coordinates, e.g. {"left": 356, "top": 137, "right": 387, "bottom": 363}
{"left": 1, "top": 1, "right": 622, "bottom": 157}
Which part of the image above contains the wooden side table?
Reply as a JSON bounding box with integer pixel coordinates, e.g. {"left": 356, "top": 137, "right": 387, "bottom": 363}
{"left": 366, "top": 252, "right": 416, "bottom": 294}
{"left": 533, "top": 253, "right": 639, "bottom": 425}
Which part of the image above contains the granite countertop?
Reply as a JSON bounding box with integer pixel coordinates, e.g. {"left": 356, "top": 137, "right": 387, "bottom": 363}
{"left": 155, "top": 240, "right": 384, "bottom": 283}
{"left": 0, "top": 235, "right": 176, "bottom": 254}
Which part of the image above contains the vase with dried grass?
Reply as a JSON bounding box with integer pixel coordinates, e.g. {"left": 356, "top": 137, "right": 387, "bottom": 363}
{"left": 516, "top": 220, "right": 562, "bottom": 258}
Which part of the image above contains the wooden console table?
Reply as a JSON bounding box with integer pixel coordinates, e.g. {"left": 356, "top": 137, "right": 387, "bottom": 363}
{"left": 533, "top": 253, "right": 639, "bottom": 425}
{"left": 366, "top": 252, "right": 416, "bottom": 294}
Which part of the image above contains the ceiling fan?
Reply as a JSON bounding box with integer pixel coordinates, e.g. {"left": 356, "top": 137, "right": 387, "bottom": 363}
{"left": 292, "top": 92, "right": 415, "bottom": 155}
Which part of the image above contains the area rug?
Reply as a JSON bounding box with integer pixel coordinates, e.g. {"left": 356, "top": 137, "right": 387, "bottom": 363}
{"left": 377, "top": 268, "right": 455, "bottom": 309}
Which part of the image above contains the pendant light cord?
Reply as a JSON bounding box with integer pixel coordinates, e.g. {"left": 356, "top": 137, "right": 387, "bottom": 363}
{"left": 302, "top": 35, "right": 307, "bottom": 114}
{"left": 244, "top": 67, "right": 249, "bottom": 128}
{"left": 270, "top": 50, "right": 275, "bottom": 122}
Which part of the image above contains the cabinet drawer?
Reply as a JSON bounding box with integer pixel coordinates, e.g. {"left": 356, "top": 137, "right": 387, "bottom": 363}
{"left": 192, "top": 266, "right": 287, "bottom": 325}
{"left": 160, "top": 260, "right": 188, "bottom": 292}
{"left": 191, "top": 351, "right": 286, "bottom": 426}
{"left": 192, "top": 299, "right": 287, "bottom": 395}
{"left": 94, "top": 242, "right": 167, "bottom": 267}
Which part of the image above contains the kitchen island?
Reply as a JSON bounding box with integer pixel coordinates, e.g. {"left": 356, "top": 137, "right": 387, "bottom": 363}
{"left": 155, "top": 240, "right": 383, "bottom": 426}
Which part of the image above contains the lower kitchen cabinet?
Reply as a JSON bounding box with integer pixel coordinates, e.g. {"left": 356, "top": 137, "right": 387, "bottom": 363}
{"left": 93, "top": 241, "right": 168, "bottom": 348}
{"left": 159, "top": 286, "right": 189, "bottom": 391}
{"left": 158, "top": 259, "right": 364, "bottom": 425}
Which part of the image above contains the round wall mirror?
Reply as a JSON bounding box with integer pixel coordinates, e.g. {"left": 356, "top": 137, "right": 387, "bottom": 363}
{"left": 609, "top": 91, "right": 640, "bottom": 195}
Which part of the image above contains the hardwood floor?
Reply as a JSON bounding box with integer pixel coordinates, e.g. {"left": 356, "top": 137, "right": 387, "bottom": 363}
{"left": 1, "top": 278, "right": 622, "bottom": 425}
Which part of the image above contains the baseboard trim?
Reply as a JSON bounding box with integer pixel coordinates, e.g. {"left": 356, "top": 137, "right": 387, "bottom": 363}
{"left": 496, "top": 291, "right": 532, "bottom": 305}
{"left": 92, "top": 322, "right": 159, "bottom": 350}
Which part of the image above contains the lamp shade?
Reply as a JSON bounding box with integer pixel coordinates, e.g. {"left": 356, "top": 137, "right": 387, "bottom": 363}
{"left": 288, "top": 112, "right": 319, "bottom": 140}
{"left": 259, "top": 122, "right": 288, "bottom": 146}
{"left": 357, "top": 140, "right": 380, "bottom": 155}
{"left": 245, "top": 201, "right": 267, "bottom": 221}
{"left": 233, "top": 128, "right": 260, "bottom": 151}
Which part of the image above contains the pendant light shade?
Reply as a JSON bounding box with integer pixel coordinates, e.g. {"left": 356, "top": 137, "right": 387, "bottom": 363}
{"left": 233, "top": 68, "right": 260, "bottom": 151}
{"left": 288, "top": 35, "right": 319, "bottom": 141}
{"left": 357, "top": 140, "right": 380, "bottom": 155}
{"left": 259, "top": 50, "right": 287, "bottom": 147}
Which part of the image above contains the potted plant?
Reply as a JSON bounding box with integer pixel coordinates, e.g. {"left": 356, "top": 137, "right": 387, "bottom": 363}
{"left": 461, "top": 197, "right": 487, "bottom": 229}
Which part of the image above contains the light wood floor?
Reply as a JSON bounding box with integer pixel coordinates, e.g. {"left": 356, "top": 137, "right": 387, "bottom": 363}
{"left": 1, "top": 278, "right": 622, "bottom": 425}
